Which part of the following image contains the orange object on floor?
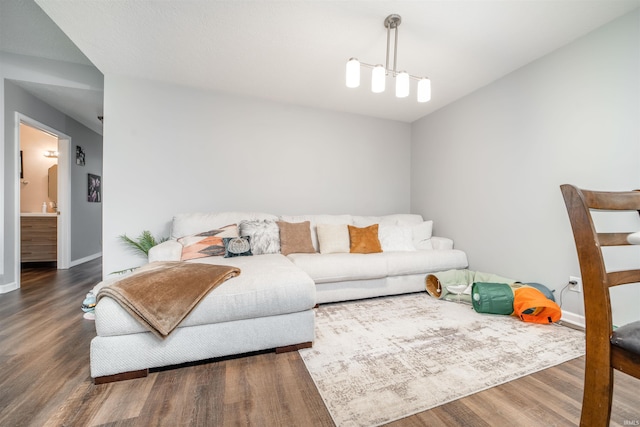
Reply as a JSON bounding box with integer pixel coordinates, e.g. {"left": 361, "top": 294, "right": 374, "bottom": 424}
{"left": 512, "top": 287, "right": 561, "bottom": 324}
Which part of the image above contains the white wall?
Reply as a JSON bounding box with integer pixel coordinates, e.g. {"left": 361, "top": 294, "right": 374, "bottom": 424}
{"left": 103, "top": 75, "right": 411, "bottom": 275}
{"left": 410, "top": 10, "right": 640, "bottom": 326}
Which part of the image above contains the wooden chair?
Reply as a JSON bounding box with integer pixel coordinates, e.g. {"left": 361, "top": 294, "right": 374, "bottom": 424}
{"left": 560, "top": 184, "right": 640, "bottom": 426}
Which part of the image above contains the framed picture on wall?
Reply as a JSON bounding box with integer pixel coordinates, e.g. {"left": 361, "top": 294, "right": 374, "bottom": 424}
{"left": 76, "top": 146, "right": 86, "bottom": 166}
{"left": 88, "top": 173, "right": 101, "bottom": 203}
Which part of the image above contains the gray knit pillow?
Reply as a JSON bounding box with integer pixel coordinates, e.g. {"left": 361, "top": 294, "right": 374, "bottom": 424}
{"left": 239, "top": 220, "right": 281, "bottom": 255}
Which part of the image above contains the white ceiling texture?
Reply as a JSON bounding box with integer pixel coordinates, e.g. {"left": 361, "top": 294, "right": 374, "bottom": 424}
{"left": 3, "top": 1, "right": 640, "bottom": 130}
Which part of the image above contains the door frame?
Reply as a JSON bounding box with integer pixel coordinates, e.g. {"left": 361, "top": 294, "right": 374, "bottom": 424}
{"left": 14, "top": 113, "right": 71, "bottom": 285}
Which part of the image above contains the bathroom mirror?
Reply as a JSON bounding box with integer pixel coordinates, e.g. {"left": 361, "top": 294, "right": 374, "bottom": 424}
{"left": 48, "top": 164, "right": 58, "bottom": 203}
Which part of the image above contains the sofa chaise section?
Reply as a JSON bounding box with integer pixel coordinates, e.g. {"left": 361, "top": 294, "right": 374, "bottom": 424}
{"left": 90, "top": 253, "right": 316, "bottom": 381}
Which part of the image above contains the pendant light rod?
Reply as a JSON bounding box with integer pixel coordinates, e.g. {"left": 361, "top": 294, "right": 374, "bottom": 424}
{"left": 394, "top": 22, "right": 398, "bottom": 73}
{"left": 384, "top": 14, "right": 401, "bottom": 74}
{"left": 386, "top": 22, "right": 391, "bottom": 72}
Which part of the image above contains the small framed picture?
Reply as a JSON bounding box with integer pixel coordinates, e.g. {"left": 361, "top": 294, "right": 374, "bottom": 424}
{"left": 76, "top": 146, "right": 86, "bottom": 166}
{"left": 88, "top": 174, "right": 101, "bottom": 203}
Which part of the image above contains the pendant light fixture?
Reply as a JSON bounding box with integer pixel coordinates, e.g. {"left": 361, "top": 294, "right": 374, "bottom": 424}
{"left": 345, "top": 14, "right": 431, "bottom": 103}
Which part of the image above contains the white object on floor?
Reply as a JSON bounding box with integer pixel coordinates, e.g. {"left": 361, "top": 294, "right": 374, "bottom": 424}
{"left": 83, "top": 312, "right": 96, "bottom": 320}
{"left": 446, "top": 284, "right": 467, "bottom": 294}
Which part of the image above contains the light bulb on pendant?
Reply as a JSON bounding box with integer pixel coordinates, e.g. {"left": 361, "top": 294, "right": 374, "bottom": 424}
{"left": 395, "top": 71, "right": 409, "bottom": 98}
{"left": 346, "top": 58, "right": 361, "bottom": 88}
{"left": 371, "top": 65, "right": 385, "bottom": 93}
{"left": 417, "top": 78, "right": 431, "bottom": 103}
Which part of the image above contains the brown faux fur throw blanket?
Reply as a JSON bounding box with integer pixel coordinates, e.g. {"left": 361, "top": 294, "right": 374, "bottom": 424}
{"left": 97, "top": 261, "right": 241, "bottom": 339}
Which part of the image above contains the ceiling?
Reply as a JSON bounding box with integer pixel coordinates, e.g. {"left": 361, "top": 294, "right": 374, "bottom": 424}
{"left": 3, "top": 1, "right": 639, "bottom": 129}
{"left": 0, "top": 0, "right": 104, "bottom": 134}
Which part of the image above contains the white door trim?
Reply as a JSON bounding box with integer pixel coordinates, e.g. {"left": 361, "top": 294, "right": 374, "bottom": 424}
{"left": 15, "top": 113, "right": 72, "bottom": 286}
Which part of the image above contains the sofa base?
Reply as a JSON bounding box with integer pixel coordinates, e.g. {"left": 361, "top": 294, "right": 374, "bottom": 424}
{"left": 315, "top": 274, "right": 433, "bottom": 304}
{"left": 91, "top": 309, "right": 315, "bottom": 379}
{"left": 275, "top": 341, "right": 313, "bottom": 354}
{"left": 94, "top": 369, "right": 149, "bottom": 384}
{"left": 93, "top": 340, "right": 314, "bottom": 384}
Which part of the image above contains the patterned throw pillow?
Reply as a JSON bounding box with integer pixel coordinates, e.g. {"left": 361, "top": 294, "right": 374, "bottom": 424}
{"left": 223, "top": 236, "right": 253, "bottom": 258}
{"left": 178, "top": 224, "right": 238, "bottom": 260}
{"left": 239, "top": 220, "right": 281, "bottom": 255}
{"left": 348, "top": 224, "right": 382, "bottom": 254}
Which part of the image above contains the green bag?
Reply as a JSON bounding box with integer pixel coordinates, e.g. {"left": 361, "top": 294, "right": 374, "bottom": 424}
{"left": 471, "top": 282, "right": 514, "bottom": 315}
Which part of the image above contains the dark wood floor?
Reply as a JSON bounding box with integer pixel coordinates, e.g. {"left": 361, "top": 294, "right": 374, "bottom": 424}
{"left": 1, "top": 259, "right": 638, "bottom": 426}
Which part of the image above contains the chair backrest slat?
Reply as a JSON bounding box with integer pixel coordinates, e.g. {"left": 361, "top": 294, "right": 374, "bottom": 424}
{"left": 607, "top": 270, "right": 640, "bottom": 288}
{"left": 583, "top": 190, "right": 640, "bottom": 210}
{"left": 597, "top": 232, "right": 636, "bottom": 246}
{"left": 561, "top": 185, "right": 640, "bottom": 292}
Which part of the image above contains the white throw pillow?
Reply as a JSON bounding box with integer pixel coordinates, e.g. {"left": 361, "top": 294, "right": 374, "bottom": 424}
{"left": 378, "top": 225, "right": 416, "bottom": 252}
{"left": 316, "top": 224, "right": 350, "bottom": 254}
{"left": 412, "top": 220, "right": 434, "bottom": 250}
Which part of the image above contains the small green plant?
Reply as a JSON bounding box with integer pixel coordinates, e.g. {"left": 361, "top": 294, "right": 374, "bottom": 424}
{"left": 112, "top": 230, "right": 169, "bottom": 275}
{"left": 119, "top": 230, "right": 168, "bottom": 258}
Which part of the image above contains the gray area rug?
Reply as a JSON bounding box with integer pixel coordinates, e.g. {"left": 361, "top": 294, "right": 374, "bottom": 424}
{"left": 299, "top": 292, "right": 585, "bottom": 427}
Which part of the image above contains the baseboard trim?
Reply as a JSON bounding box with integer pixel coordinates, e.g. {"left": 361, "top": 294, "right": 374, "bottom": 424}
{"left": 560, "top": 310, "right": 585, "bottom": 329}
{"left": 69, "top": 252, "right": 102, "bottom": 268}
{"left": 0, "top": 281, "right": 18, "bottom": 294}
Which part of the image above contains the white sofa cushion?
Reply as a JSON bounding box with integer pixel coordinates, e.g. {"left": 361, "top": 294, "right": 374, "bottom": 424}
{"left": 287, "top": 248, "right": 468, "bottom": 285}
{"left": 412, "top": 220, "right": 434, "bottom": 250}
{"left": 378, "top": 225, "right": 416, "bottom": 252}
{"left": 171, "top": 212, "right": 278, "bottom": 239}
{"left": 352, "top": 214, "right": 424, "bottom": 227}
{"left": 431, "top": 236, "right": 454, "bottom": 250}
{"left": 316, "top": 223, "right": 350, "bottom": 254}
{"left": 385, "top": 249, "right": 469, "bottom": 276}
{"left": 95, "top": 254, "right": 315, "bottom": 337}
{"left": 287, "top": 252, "right": 389, "bottom": 283}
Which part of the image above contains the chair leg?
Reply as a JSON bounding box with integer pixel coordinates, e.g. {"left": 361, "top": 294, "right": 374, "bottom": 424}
{"left": 580, "top": 355, "right": 614, "bottom": 427}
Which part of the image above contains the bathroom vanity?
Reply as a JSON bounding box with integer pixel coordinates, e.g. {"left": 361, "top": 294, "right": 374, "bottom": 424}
{"left": 21, "top": 213, "right": 57, "bottom": 262}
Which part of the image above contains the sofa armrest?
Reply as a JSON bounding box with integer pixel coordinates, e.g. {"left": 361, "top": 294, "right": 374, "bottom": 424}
{"left": 148, "top": 240, "right": 183, "bottom": 262}
{"left": 431, "top": 236, "right": 454, "bottom": 250}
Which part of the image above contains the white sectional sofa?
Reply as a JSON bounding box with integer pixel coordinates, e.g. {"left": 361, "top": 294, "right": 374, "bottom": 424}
{"left": 90, "top": 212, "right": 468, "bottom": 382}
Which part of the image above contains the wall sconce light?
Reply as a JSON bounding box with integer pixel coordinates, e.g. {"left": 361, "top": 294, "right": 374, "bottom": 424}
{"left": 44, "top": 150, "right": 59, "bottom": 158}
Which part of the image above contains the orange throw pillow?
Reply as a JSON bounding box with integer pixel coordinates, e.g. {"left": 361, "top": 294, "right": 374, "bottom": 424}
{"left": 348, "top": 224, "right": 382, "bottom": 254}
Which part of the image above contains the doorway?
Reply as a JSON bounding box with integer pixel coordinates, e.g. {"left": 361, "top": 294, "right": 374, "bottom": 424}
{"left": 15, "top": 114, "right": 71, "bottom": 285}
